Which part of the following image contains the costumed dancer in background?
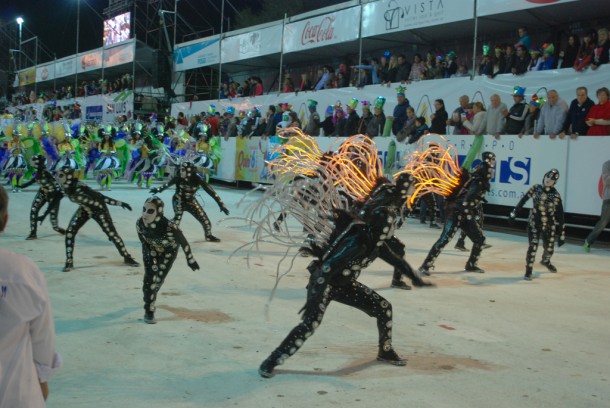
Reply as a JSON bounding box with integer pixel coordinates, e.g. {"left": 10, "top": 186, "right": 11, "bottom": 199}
{"left": 508, "top": 169, "right": 565, "bottom": 280}
{"left": 136, "top": 196, "right": 200, "bottom": 324}
{"left": 132, "top": 135, "right": 157, "bottom": 188}
{"left": 57, "top": 166, "right": 140, "bottom": 272}
{"left": 258, "top": 136, "right": 433, "bottom": 378}
{"left": 150, "top": 161, "right": 229, "bottom": 242}
{"left": 418, "top": 151, "right": 496, "bottom": 275}
{"left": 52, "top": 123, "right": 81, "bottom": 173}
{"left": 584, "top": 160, "right": 610, "bottom": 252}
{"left": 20, "top": 154, "right": 66, "bottom": 240}
{"left": 94, "top": 127, "right": 121, "bottom": 190}
{"left": 2, "top": 125, "right": 29, "bottom": 192}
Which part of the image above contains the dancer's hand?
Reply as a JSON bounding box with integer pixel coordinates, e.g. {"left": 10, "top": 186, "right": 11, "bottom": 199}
{"left": 189, "top": 260, "right": 200, "bottom": 271}
{"left": 508, "top": 212, "right": 516, "bottom": 225}
{"left": 220, "top": 206, "right": 230, "bottom": 215}
{"left": 121, "top": 202, "right": 132, "bottom": 211}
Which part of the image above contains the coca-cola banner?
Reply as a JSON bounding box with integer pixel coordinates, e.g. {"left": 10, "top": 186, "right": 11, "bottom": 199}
{"left": 477, "top": 0, "right": 577, "bottom": 17}
{"left": 77, "top": 49, "right": 103, "bottom": 73}
{"left": 55, "top": 56, "right": 76, "bottom": 79}
{"left": 36, "top": 63, "right": 55, "bottom": 83}
{"left": 362, "top": 0, "right": 474, "bottom": 37}
{"left": 283, "top": 7, "right": 361, "bottom": 54}
{"left": 222, "top": 25, "right": 283, "bottom": 64}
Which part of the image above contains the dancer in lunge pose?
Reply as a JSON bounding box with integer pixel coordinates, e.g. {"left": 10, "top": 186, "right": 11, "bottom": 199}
{"left": 20, "top": 154, "right": 66, "bottom": 240}
{"left": 258, "top": 136, "right": 433, "bottom": 379}
{"left": 136, "top": 196, "right": 200, "bottom": 324}
{"left": 418, "top": 151, "right": 496, "bottom": 275}
{"left": 57, "top": 166, "right": 140, "bottom": 272}
{"left": 150, "top": 161, "right": 229, "bottom": 242}
{"left": 508, "top": 169, "right": 565, "bottom": 280}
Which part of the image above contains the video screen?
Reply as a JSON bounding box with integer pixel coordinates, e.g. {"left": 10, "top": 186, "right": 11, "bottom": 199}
{"left": 103, "top": 12, "right": 131, "bottom": 46}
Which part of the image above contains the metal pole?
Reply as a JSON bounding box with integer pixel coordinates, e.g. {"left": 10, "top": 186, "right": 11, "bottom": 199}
{"left": 18, "top": 23, "right": 22, "bottom": 70}
{"left": 75, "top": 0, "right": 80, "bottom": 98}
{"left": 218, "top": 0, "right": 224, "bottom": 99}
{"left": 471, "top": 0, "right": 478, "bottom": 79}
{"left": 35, "top": 37, "right": 38, "bottom": 95}
{"left": 278, "top": 13, "right": 287, "bottom": 93}
{"left": 358, "top": 5, "right": 363, "bottom": 86}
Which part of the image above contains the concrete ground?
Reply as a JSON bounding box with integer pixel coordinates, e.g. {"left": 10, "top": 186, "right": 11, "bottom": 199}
{"left": 2, "top": 180, "right": 609, "bottom": 408}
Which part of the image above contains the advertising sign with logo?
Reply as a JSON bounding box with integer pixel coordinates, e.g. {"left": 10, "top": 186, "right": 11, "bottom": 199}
{"left": 283, "top": 7, "right": 360, "bottom": 54}
{"left": 77, "top": 49, "right": 103, "bottom": 73}
{"left": 104, "top": 40, "right": 135, "bottom": 68}
{"left": 477, "top": 0, "right": 577, "bottom": 17}
{"left": 36, "top": 63, "right": 55, "bottom": 83}
{"left": 362, "top": 0, "right": 474, "bottom": 37}
{"left": 85, "top": 105, "right": 103, "bottom": 122}
{"left": 174, "top": 37, "right": 220, "bottom": 71}
{"left": 235, "top": 136, "right": 284, "bottom": 183}
{"left": 55, "top": 57, "right": 76, "bottom": 78}
{"left": 79, "top": 93, "right": 134, "bottom": 123}
{"left": 18, "top": 68, "right": 36, "bottom": 87}
{"left": 221, "top": 25, "right": 282, "bottom": 64}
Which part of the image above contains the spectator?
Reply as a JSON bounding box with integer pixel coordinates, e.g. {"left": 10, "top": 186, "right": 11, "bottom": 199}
{"left": 252, "top": 77, "right": 264, "bottom": 96}
{"left": 378, "top": 52, "right": 391, "bottom": 84}
{"left": 264, "top": 105, "right": 279, "bottom": 136}
{"left": 505, "top": 86, "right": 528, "bottom": 135}
{"left": 299, "top": 73, "right": 312, "bottom": 92}
{"left": 352, "top": 58, "right": 380, "bottom": 85}
{"left": 394, "top": 54, "right": 412, "bottom": 83}
{"left": 424, "top": 53, "right": 442, "bottom": 79}
{"left": 452, "top": 64, "right": 471, "bottom": 78}
{"left": 513, "top": 45, "right": 532, "bottom": 75}
{"left": 534, "top": 90, "right": 569, "bottom": 138}
{"left": 447, "top": 95, "right": 470, "bottom": 135}
{"left": 366, "top": 97, "right": 386, "bottom": 138}
{"left": 389, "top": 85, "right": 410, "bottom": 136}
{"left": 560, "top": 86, "right": 594, "bottom": 139}
{"left": 358, "top": 101, "right": 372, "bottom": 135}
{"left": 492, "top": 46, "right": 507, "bottom": 76}
{"left": 528, "top": 48, "right": 543, "bottom": 71}
{"left": 386, "top": 55, "right": 399, "bottom": 85}
{"left": 591, "top": 28, "right": 609, "bottom": 70}
{"left": 288, "top": 111, "right": 301, "bottom": 129}
{"left": 559, "top": 34, "right": 580, "bottom": 68}
{"left": 539, "top": 43, "right": 557, "bottom": 70}
{"left": 177, "top": 112, "right": 188, "bottom": 126}
{"left": 314, "top": 66, "right": 331, "bottom": 90}
{"left": 398, "top": 106, "right": 417, "bottom": 143}
{"left": 331, "top": 104, "right": 346, "bottom": 136}
{"left": 0, "top": 185, "right": 62, "bottom": 407}
{"left": 515, "top": 26, "right": 532, "bottom": 50}
{"left": 478, "top": 52, "right": 494, "bottom": 77}
{"left": 574, "top": 30, "right": 596, "bottom": 71}
{"left": 207, "top": 106, "right": 220, "bottom": 136}
{"left": 321, "top": 105, "right": 335, "bottom": 136}
{"left": 303, "top": 99, "right": 321, "bottom": 136}
{"left": 411, "top": 116, "right": 429, "bottom": 144}
{"left": 429, "top": 99, "right": 448, "bottom": 134}
{"left": 444, "top": 51, "right": 458, "bottom": 78}
{"left": 503, "top": 44, "right": 517, "bottom": 74}
{"left": 461, "top": 101, "right": 488, "bottom": 169}
{"left": 354, "top": 67, "right": 370, "bottom": 88}
{"left": 344, "top": 98, "right": 361, "bottom": 136}
{"left": 409, "top": 53, "right": 426, "bottom": 81}
{"left": 585, "top": 87, "right": 610, "bottom": 136}
{"left": 584, "top": 160, "right": 610, "bottom": 252}
{"left": 283, "top": 74, "right": 295, "bottom": 93}
{"left": 487, "top": 94, "right": 508, "bottom": 139}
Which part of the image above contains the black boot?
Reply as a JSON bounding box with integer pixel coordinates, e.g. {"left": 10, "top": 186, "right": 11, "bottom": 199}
{"left": 144, "top": 311, "right": 157, "bottom": 324}
{"left": 55, "top": 227, "right": 66, "bottom": 235}
{"left": 377, "top": 348, "right": 407, "bottom": 366}
{"left": 259, "top": 352, "right": 282, "bottom": 378}
{"left": 524, "top": 267, "right": 533, "bottom": 281}
{"left": 391, "top": 279, "right": 412, "bottom": 290}
{"left": 124, "top": 255, "right": 140, "bottom": 267}
{"left": 540, "top": 259, "right": 557, "bottom": 273}
{"left": 465, "top": 261, "right": 485, "bottom": 273}
{"left": 25, "top": 233, "right": 37, "bottom": 240}
{"left": 206, "top": 235, "right": 221, "bottom": 242}
{"left": 63, "top": 260, "right": 74, "bottom": 272}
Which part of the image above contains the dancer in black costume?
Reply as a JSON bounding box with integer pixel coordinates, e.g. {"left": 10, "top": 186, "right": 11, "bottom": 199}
{"left": 56, "top": 166, "right": 140, "bottom": 271}
{"left": 20, "top": 154, "right": 66, "bottom": 240}
{"left": 418, "top": 152, "right": 496, "bottom": 275}
{"left": 508, "top": 169, "right": 565, "bottom": 280}
{"left": 136, "top": 196, "right": 200, "bottom": 323}
{"left": 150, "top": 161, "right": 229, "bottom": 242}
{"left": 259, "top": 172, "right": 432, "bottom": 378}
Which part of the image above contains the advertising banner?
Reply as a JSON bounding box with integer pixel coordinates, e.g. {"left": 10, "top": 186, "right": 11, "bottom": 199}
{"left": 235, "top": 136, "right": 283, "bottom": 183}
{"left": 221, "top": 25, "right": 283, "bottom": 64}
{"left": 174, "top": 37, "right": 220, "bottom": 71}
{"left": 18, "top": 68, "right": 36, "bottom": 87}
{"left": 78, "top": 49, "right": 103, "bottom": 73}
{"left": 283, "top": 7, "right": 361, "bottom": 54}
{"left": 79, "top": 93, "right": 134, "bottom": 123}
{"left": 214, "top": 138, "right": 237, "bottom": 182}
{"left": 104, "top": 40, "right": 135, "bottom": 68}
{"left": 477, "top": 0, "right": 578, "bottom": 17}
{"left": 36, "top": 63, "right": 55, "bottom": 83}
{"left": 55, "top": 57, "right": 76, "bottom": 78}
{"left": 362, "top": 0, "right": 474, "bottom": 37}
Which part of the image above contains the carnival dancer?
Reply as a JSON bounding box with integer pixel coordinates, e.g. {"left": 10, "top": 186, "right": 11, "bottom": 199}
{"left": 418, "top": 152, "right": 496, "bottom": 275}
{"left": 132, "top": 135, "right": 157, "bottom": 188}
{"left": 150, "top": 161, "right": 229, "bottom": 242}
{"left": 20, "top": 154, "right": 66, "bottom": 240}
{"left": 136, "top": 196, "right": 200, "bottom": 324}
{"left": 258, "top": 135, "right": 433, "bottom": 378}
{"left": 2, "top": 125, "right": 29, "bottom": 192}
{"left": 57, "top": 166, "right": 140, "bottom": 272}
{"left": 52, "top": 123, "right": 81, "bottom": 173}
{"left": 94, "top": 127, "right": 121, "bottom": 190}
{"left": 508, "top": 169, "right": 565, "bottom": 280}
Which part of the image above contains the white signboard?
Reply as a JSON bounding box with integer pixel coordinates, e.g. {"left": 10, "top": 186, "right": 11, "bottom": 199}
{"left": 104, "top": 40, "right": 135, "bottom": 68}
{"left": 174, "top": 37, "right": 220, "bottom": 71}
{"left": 55, "top": 57, "right": 76, "bottom": 78}
{"left": 362, "top": 0, "right": 474, "bottom": 37}
{"left": 80, "top": 93, "right": 134, "bottom": 123}
{"left": 36, "top": 63, "right": 55, "bottom": 83}
{"left": 477, "top": 0, "right": 578, "bottom": 17}
{"left": 221, "top": 25, "right": 283, "bottom": 64}
{"left": 78, "top": 49, "right": 103, "bottom": 73}
{"left": 283, "top": 7, "right": 361, "bottom": 54}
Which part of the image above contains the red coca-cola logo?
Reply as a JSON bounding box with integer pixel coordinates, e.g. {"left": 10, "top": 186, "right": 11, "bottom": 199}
{"left": 301, "top": 16, "right": 335, "bottom": 46}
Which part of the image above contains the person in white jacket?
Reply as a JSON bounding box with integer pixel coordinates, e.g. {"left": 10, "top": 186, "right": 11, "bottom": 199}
{"left": 461, "top": 101, "right": 488, "bottom": 170}
{"left": 0, "top": 185, "right": 62, "bottom": 408}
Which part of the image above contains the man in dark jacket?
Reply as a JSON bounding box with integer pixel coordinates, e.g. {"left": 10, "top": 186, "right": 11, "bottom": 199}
{"left": 344, "top": 98, "right": 361, "bottom": 136}
{"left": 505, "top": 86, "right": 529, "bottom": 134}
{"left": 390, "top": 86, "right": 410, "bottom": 136}
{"left": 560, "top": 86, "right": 595, "bottom": 138}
